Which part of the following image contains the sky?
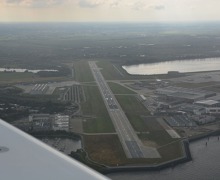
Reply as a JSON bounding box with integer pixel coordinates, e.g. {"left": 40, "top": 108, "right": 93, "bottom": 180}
{"left": 0, "top": 0, "right": 220, "bottom": 22}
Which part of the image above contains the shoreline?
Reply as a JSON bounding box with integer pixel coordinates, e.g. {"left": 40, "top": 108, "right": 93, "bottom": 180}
{"left": 97, "top": 130, "right": 220, "bottom": 175}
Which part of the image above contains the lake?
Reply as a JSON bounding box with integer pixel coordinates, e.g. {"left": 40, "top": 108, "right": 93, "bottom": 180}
{"left": 108, "top": 136, "right": 220, "bottom": 180}
{"left": 0, "top": 68, "right": 58, "bottom": 73}
{"left": 122, "top": 58, "right": 220, "bottom": 75}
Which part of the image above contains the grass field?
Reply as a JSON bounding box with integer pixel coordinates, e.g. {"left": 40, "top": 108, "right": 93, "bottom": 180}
{"left": 175, "top": 81, "right": 218, "bottom": 88}
{"left": 203, "top": 85, "right": 220, "bottom": 93}
{"left": 97, "top": 61, "right": 126, "bottom": 80}
{"left": 108, "top": 82, "right": 136, "bottom": 94}
{"left": 115, "top": 95, "right": 150, "bottom": 132}
{"left": 97, "top": 61, "right": 172, "bottom": 81}
{"left": 0, "top": 72, "right": 33, "bottom": 82}
{"left": 0, "top": 72, "right": 68, "bottom": 84}
{"left": 84, "top": 135, "right": 183, "bottom": 166}
{"left": 73, "top": 60, "right": 94, "bottom": 82}
{"left": 157, "top": 141, "right": 183, "bottom": 162}
{"left": 140, "top": 117, "right": 176, "bottom": 146}
{"left": 84, "top": 135, "right": 126, "bottom": 166}
{"left": 81, "top": 85, "right": 115, "bottom": 133}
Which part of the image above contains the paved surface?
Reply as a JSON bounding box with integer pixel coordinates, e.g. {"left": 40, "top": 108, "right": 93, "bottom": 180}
{"left": 164, "top": 115, "right": 197, "bottom": 127}
{"left": 157, "top": 118, "right": 181, "bottom": 139}
{"left": 89, "top": 61, "right": 160, "bottom": 158}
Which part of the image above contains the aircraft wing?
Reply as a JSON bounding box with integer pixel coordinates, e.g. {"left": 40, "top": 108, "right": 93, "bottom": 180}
{"left": 0, "top": 119, "right": 110, "bottom": 180}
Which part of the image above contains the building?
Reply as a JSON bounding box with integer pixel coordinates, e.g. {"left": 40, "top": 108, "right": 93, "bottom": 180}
{"left": 195, "top": 100, "right": 220, "bottom": 114}
{"left": 194, "top": 100, "right": 220, "bottom": 107}
{"left": 140, "top": 94, "right": 146, "bottom": 101}
{"left": 205, "top": 107, "right": 220, "bottom": 114}
{"left": 29, "top": 114, "right": 52, "bottom": 131}
{"left": 157, "top": 86, "right": 216, "bottom": 102}
{"left": 53, "top": 114, "right": 69, "bottom": 131}
{"left": 177, "top": 104, "right": 206, "bottom": 115}
{"left": 191, "top": 115, "right": 216, "bottom": 124}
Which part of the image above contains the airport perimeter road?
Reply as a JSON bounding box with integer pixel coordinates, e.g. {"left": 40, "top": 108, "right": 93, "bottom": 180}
{"left": 89, "top": 61, "right": 160, "bottom": 158}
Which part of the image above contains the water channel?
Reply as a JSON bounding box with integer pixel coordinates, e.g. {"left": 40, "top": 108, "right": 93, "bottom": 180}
{"left": 108, "top": 137, "right": 220, "bottom": 180}
{"left": 122, "top": 58, "right": 220, "bottom": 75}
{"left": 0, "top": 68, "right": 57, "bottom": 73}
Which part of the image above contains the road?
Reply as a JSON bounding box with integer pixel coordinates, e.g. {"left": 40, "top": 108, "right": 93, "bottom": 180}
{"left": 89, "top": 61, "right": 160, "bottom": 158}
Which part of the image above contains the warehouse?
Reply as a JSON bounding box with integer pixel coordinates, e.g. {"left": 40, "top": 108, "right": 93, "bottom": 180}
{"left": 157, "top": 86, "right": 216, "bottom": 102}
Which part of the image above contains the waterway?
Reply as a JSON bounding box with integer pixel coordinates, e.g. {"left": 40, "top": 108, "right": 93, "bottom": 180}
{"left": 108, "top": 136, "right": 220, "bottom": 180}
{"left": 42, "top": 138, "right": 82, "bottom": 155}
{"left": 0, "top": 68, "right": 57, "bottom": 73}
{"left": 122, "top": 58, "right": 220, "bottom": 75}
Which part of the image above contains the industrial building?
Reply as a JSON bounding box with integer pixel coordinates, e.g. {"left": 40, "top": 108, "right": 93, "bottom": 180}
{"left": 53, "top": 114, "right": 69, "bottom": 131}
{"left": 194, "top": 100, "right": 220, "bottom": 114}
{"left": 191, "top": 115, "right": 216, "bottom": 124}
{"left": 156, "top": 86, "right": 216, "bottom": 102}
{"left": 194, "top": 100, "right": 220, "bottom": 107}
{"left": 29, "top": 114, "right": 52, "bottom": 131}
{"left": 164, "top": 115, "right": 197, "bottom": 127}
{"left": 177, "top": 104, "right": 206, "bottom": 115}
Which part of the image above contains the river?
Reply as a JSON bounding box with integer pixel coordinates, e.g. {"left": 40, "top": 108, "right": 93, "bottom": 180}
{"left": 0, "top": 68, "right": 57, "bottom": 73}
{"left": 108, "top": 136, "right": 220, "bottom": 180}
{"left": 122, "top": 58, "right": 220, "bottom": 75}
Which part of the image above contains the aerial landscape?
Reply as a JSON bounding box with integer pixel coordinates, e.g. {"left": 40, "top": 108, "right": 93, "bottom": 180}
{"left": 1, "top": 0, "right": 220, "bottom": 179}
{"left": 1, "top": 22, "right": 220, "bottom": 177}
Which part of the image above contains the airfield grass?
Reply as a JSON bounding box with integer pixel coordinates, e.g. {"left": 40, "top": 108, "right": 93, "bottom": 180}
{"left": 81, "top": 85, "right": 115, "bottom": 133}
{"left": 115, "top": 95, "right": 150, "bottom": 132}
{"left": 175, "top": 82, "right": 220, "bottom": 93}
{"left": 203, "top": 85, "right": 220, "bottom": 93}
{"left": 73, "top": 60, "right": 94, "bottom": 82}
{"left": 97, "top": 61, "right": 175, "bottom": 81}
{"left": 0, "top": 72, "right": 68, "bottom": 84}
{"left": 0, "top": 72, "right": 33, "bottom": 82}
{"left": 115, "top": 95, "right": 176, "bottom": 146}
{"left": 84, "top": 135, "right": 126, "bottom": 166}
{"left": 139, "top": 117, "right": 176, "bottom": 146}
{"left": 108, "top": 82, "right": 136, "bottom": 95}
{"left": 157, "top": 141, "right": 183, "bottom": 162}
{"left": 84, "top": 135, "right": 183, "bottom": 166}
{"left": 175, "top": 81, "right": 218, "bottom": 88}
{"left": 97, "top": 61, "right": 126, "bottom": 80}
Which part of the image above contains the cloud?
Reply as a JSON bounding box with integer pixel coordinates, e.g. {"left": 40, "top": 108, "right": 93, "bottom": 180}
{"left": 3, "top": 0, "right": 67, "bottom": 8}
{"left": 151, "top": 5, "right": 165, "bottom": 10}
{"left": 5, "top": 0, "right": 24, "bottom": 4}
{"left": 109, "top": 1, "right": 119, "bottom": 8}
{"left": 132, "top": 1, "right": 147, "bottom": 11}
{"left": 125, "top": 1, "right": 165, "bottom": 11}
{"left": 78, "top": 0, "right": 104, "bottom": 8}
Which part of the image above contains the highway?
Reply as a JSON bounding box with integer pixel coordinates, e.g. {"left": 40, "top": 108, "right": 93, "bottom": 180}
{"left": 89, "top": 61, "right": 160, "bottom": 158}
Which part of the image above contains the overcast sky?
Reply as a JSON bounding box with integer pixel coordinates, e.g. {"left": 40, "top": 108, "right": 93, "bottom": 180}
{"left": 0, "top": 0, "right": 220, "bottom": 22}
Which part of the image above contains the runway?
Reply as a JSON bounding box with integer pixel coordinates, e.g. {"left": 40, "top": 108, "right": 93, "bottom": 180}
{"left": 89, "top": 61, "right": 160, "bottom": 158}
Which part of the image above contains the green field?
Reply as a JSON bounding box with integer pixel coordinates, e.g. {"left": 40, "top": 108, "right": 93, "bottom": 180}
{"left": 84, "top": 135, "right": 126, "bottom": 166}
{"left": 115, "top": 95, "right": 150, "bottom": 132}
{"left": 84, "top": 134, "right": 183, "bottom": 166}
{"left": 0, "top": 72, "right": 33, "bottom": 83}
{"left": 139, "top": 118, "right": 176, "bottom": 146}
{"left": 108, "top": 82, "right": 136, "bottom": 94}
{"left": 0, "top": 72, "right": 69, "bottom": 85}
{"left": 73, "top": 60, "right": 94, "bottom": 82}
{"left": 97, "top": 61, "right": 167, "bottom": 80}
{"left": 81, "top": 85, "right": 115, "bottom": 133}
{"left": 175, "top": 81, "right": 218, "bottom": 88}
{"left": 97, "top": 61, "right": 126, "bottom": 80}
{"left": 157, "top": 141, "right": 183, "bottom": 162}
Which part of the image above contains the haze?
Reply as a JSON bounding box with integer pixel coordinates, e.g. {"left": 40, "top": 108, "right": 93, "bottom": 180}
{"left": 1, "top": 0, "right": 220, "bottom": 22}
